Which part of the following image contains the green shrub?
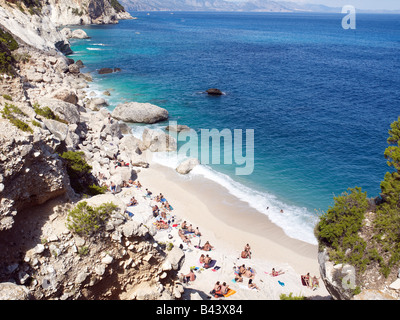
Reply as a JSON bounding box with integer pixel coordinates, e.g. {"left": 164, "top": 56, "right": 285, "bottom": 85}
{"left": 2, "top": 94, "right": 12, "bottom": 101}
{"left": 315, "top": 187, "right": 370, "bottom": 272}
{"left": 33, "top": 103, "right": 67, "bottom": 124}
{"left": 0, "top": 28, "right": 19, "bottom": 52}
{"left": 86, "top": 184, "right": 108, "bottom": 196}
{"left": 110, "top": 0, "right": 125, "bottom": 13}
{"left": 1, "top": 103, "right": 33, "bottom": 133}
{"left": 59, "top": 151, "right": 106, "bottom": 197}
{"left": 279, "top": 293, "right": 307, "bottom": 300}
{"left": 66, "top": 201, "right": 118, "bottom": 236}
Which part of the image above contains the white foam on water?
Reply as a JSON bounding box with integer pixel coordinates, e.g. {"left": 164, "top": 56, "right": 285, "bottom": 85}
{"left": 139, "top": 132, "right": 319, "bottom": 245}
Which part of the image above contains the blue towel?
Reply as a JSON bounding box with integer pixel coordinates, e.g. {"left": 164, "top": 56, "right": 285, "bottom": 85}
{"left": 278, "top": 281, "right": 285, "bottom": 287}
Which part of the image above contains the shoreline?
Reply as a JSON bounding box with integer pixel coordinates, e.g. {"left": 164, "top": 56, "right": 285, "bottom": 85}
{"left": 138, "top": 162, "right": 322, "bottom": 276}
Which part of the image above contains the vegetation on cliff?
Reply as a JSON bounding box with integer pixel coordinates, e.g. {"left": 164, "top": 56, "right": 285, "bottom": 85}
{"left": 0, "top": 28, "right": 18, "bottom": 76}
{"left": 60, "top": 150, "right": 106, "bottom": 196}
{"left": 66, "top": 201, "right": 118, "bottom": 236}
{"left": 316, "top": 116, "right": 400, "bottom": 288}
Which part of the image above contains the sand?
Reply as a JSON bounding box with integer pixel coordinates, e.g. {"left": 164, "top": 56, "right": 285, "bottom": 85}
{"left": 124, "top": 160, "right": 331, "bottom": 300}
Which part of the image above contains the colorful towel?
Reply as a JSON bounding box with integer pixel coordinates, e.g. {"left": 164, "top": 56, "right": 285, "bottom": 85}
{"left": 224, "top": 289, "right": 236, "bottom": 297}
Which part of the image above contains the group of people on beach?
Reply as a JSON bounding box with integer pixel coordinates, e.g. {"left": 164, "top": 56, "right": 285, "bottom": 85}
{"left": 210, "top": 281, "right": 231, "bottom": 298}
{"left": 301, "top": 272, "right": 320, "bottom": 290}
{"left": 98, "top": 174, "right": 322, "bottom": 298}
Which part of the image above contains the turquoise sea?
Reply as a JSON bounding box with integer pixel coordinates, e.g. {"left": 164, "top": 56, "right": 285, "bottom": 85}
{"left": 69, "top": 12, "right": 400, "bottom": 244}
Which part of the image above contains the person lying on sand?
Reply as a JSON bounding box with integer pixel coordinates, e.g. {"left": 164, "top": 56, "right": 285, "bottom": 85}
{"left": 312, "top": 276, "right": 320, "bottom": 290}
{"left": 202, "top": 241, "right": 214, "bottom": 251}
{"left": 178, "top": 229, "right": 192, "bottom": 245}
{"left": 271, "top": 268, "right": 285, "bottom": 277}
{"left": 155, "top": 220, "right": 169, "bottom": 230}
{"left": 248, "top": 279, "right": 259, "bottom": 290}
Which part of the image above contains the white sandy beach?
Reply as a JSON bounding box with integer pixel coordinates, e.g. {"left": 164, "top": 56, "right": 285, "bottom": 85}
{"left": 117, "top": 159, "right": 331, "bottom": 300}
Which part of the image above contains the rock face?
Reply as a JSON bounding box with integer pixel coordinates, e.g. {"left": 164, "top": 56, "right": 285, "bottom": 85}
{"left": 111, "top": 102, "right": 169, "bottom": 124}
{"left": 0, "top": 120, "right": 70, "bottom": 232}
{"left": 0, "top": 0, "right": 132, "bottom": 56}
{"left": 45, "top": 0, "right": 133, "bottom": 26}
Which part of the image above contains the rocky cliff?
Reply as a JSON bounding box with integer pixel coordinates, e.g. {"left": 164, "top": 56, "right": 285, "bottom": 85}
{"left": 0, "top": 0, "right": 131, "bottom": 55}
{"left": 0, "top": 0, "right": 189, "bottom": 301}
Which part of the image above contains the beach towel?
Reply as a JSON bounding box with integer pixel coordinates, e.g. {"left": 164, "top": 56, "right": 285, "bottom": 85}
{"left": 278, "top": 281, "right": 285, "bottom": 287}
{"left": 212, "top": 266, "right": 220, "bottom": 272}
{"left": 126, "top": 210, "right": 134, "bottom": 218}
{"left": 224, "top": 289, "right": 236, "bottom": 298}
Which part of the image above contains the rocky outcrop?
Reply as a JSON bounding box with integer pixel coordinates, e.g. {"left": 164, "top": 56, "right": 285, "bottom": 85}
{"left": 0, "top": 120, "right": 70, "bottom": 232}
{"left": 45, "top": 0, "right": 132, "bottom": 26}
{"left": 0, "top": 0, "right": 131, "bottom": 56}
{"left": 111, "top": 102, "right": 169, "bottom": 124}
{"left": 319, "top": 247, "right": 400, "bottom": 300}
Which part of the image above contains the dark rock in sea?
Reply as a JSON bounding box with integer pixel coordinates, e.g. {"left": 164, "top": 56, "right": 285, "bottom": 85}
{"left": 98, "top": 68, "right": 122, "bottom": 74}
{"left": 206, "top": 88, "right": 223, "bottom": 96}
{"left": 76, "top": 60, "right": 85, "bottom": 68}
{"left": 98, "top": 68, "right": 114, "bottom": 74}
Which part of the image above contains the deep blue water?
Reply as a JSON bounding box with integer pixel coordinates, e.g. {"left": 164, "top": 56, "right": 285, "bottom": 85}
{"left": 69, "top": 12, "right": 400, "bottom": 244}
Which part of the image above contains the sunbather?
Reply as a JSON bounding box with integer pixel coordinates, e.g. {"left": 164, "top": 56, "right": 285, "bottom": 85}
{"left": 181, "top": 269, "right": 196, "bottom": 284}
{"left": 204, "top": 254, "right": 212, "bottom": 268}
{"left": 271, "top": 268, "right": 285, "bottom": 277}
{"left": 202, "top": 241, "right": 213, "bottom": 251}
{"left": 194, "top": 227, "right": 201, "bottom": 236}
{"left": 248, "top": 279, "right": 259, "bottom": 290}
{"left": 220, "top": 282, "right": 229, "bottom": 295}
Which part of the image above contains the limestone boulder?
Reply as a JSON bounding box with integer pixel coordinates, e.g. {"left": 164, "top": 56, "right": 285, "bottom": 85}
{"left": 142, "top": 128, "right": 177, "bottom": 152}
{"left": 71, "top": 29, "right": 90, "bottom": 39}
{"left": 36, "top": 98, "right": 80, "bottom": 124}
{"left": 111, "top": 102, "right": 168, "bottom": 124}
{"left": 176, "top": 158, "right": 200, "bottom": 175}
